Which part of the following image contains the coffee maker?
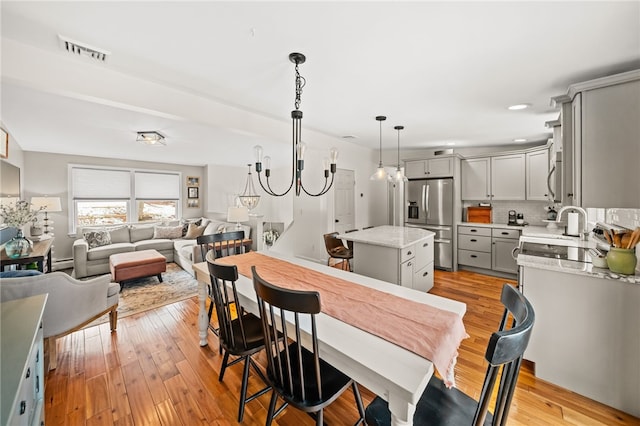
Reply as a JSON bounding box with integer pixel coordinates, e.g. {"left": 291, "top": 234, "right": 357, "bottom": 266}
{"left": 508, "top": 210, "right": 517, "bottom": 225}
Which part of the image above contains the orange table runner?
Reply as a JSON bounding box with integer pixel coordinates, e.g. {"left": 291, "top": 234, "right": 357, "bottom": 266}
{"left": 216, "top": 252, "right": 467, "bottom": 387}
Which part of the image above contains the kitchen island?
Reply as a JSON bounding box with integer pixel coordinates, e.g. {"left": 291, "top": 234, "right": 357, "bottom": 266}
{"left": 338, "top": 225, "right": 435, "bottom": 292}
{"left": 517, "top": 241, "right": 640, "bottom": 417}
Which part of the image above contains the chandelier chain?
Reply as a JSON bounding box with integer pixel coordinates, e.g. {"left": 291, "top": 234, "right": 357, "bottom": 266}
{"left": 294, "top": 61, "right": 306, "bottom": 110}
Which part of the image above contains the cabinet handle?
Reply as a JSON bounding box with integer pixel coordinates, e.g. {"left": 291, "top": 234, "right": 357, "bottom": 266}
{"left": 407, "top": 262, "right": 412, "bottom": 267}
{"left": 407, "top": 251, "right": 412, "bottom": 256}
{"left": 20, "top": 401, "right": 26, "bottom": 415}
{"left": 423, "top": 242, "right": 429, "bottom": 247}
{"left": 470, "top": 255, "right": 478, "bottom": 258}
{"left": 501, "top": 231, "right": 508, "bottom": 235}
{"left": 470, "top": 229, "right": 477, "bottom": 232}
{"left": 470, "top": 239, "right": 477, "bottom": 242}
{"left": 36, "top": 350, "right": 39, "bottom": 362}
{"left": 423, "top": 271, "right": 429, "bottom": 276}
{"left": 36, "top": 376, "right": 40, "bottom": 393}
{"left": 26, "top": 367, "right": 31, "bottom": 379}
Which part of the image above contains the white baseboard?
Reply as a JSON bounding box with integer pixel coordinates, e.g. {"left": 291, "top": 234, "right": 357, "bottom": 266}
{"left": 52, "top": 258, "right": 74, "bottom": 271}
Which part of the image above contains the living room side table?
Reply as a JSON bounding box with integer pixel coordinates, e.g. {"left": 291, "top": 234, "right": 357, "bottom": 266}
{"left": 1, "top": 238, "right": 54, "bottom": 273}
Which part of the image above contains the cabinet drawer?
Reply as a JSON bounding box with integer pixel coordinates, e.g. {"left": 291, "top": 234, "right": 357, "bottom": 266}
{"left": 413, "top": 263, "right": 434, "bottom": 293}
{"left": 400, "top": 245, "right": 416, "bottom": 263}
{"left": 414, "top": 237, "right": 434, "bottom": 270}
{"left": 458, "top": 234, "right": 491, "bottom": 252}
{"left": 458, "top": 249, "right": 492, "bottom": 269}
{"left": 492, "top": 228, "right": 520, "bottom": 239}
{"left": 458, "top": 226, "right": 491, "bottom": 237}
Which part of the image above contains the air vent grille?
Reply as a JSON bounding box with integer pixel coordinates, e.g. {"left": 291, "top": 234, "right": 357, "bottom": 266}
{"left": 58, "top": 35, "right": 110, "bottom": 62}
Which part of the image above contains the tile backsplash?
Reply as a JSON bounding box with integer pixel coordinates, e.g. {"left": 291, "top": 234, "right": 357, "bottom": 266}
{"left": 462, "top": 201, "right": 550, "bottom": 225}
{"left": 606, "top": 208, "right": 640, "bottom": 230}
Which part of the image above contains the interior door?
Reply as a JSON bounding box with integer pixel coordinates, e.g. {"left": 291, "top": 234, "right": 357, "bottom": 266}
{"left": 334, "top": 169, "right": 355, "bottom": 233}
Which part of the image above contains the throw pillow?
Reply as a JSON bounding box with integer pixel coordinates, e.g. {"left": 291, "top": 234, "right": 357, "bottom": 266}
{"left": 184, "top": 222, "right": 207, "bottom": 239}
{"left": 108, "top": 225, "right": 130, "bottom": 244}
{"left": 180, "top": 218, "right": 202, "bottom": 237}
{"left": 153, "top": 225, "right": 183, "bottom": 239}
{"left": 129, "top": 225, "right": 155, "bottom": 243}
{"left": 216, "top": 224, "right": 227, "bottom": 233}
{"left": 84, "top": 230, "right": 112, "bottom": 249}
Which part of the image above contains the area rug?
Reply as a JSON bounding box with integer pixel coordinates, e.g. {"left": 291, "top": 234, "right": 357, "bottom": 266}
{"left": 86, "top": 262, "right": 199, "bottom": 327}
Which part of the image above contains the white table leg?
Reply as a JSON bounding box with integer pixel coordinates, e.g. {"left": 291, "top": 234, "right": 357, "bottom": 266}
{"left": 389, "top": 394, "right": 416, "bottom": 426}
{"left": 198, "top": 280, "right": 208, "bottom": 346}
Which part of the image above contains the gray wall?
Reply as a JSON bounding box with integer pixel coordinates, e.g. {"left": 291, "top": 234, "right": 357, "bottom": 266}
{"left": 23, "top": 151, "right": 206, "bottom": 261}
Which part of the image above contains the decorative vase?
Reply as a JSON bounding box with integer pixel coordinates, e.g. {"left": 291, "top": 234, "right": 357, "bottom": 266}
{"left": 4, "top": 229, "right": 31, "bottom": 259}
{"left": 606, "top": 248, "right": 637, "bottom": 275}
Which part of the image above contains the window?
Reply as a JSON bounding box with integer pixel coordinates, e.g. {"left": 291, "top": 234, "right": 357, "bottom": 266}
{"left": 69, "top": 165, "right": 181, "bottom": 233}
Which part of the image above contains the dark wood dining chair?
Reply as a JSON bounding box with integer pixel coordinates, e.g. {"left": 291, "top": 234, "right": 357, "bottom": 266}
{"left": 365, "top": 284, "right": 535, "bottom": 426}
{"left": 323, "top": 232, "right": 353, "bottom": 271}
{"left": 197, "top": 230, "right": 246, "bottom": 351}
{"left": 251, "top": 266, "right": 366, "bottom": 426}
{"left": 206, "top": 256, "right": 270, "bottom": 422}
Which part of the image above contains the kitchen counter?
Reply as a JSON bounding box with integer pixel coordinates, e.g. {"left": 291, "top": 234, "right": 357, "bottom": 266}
{"left": 337, "top": 225, "right": 434, "bottom": 249}
{"left": 458, "top": 221, "right": 527, "bottom": 230}
{"left": 338, "top": 226, "right": 435, "bottom": 291}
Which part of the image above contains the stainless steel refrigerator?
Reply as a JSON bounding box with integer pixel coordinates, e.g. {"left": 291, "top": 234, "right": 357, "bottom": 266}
{"left": 404, "top": 178, "right": 454, "bottom": 270}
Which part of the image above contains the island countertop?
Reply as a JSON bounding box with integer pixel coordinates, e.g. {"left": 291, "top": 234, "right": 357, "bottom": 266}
{"left": 338, "top": 225, "right": 434, "bottom": 249}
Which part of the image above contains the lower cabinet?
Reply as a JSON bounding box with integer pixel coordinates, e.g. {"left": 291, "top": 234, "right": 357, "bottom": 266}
{"left": 458, "top": 225, "right": 520, "bottom": 276}
{"left": 352, "top": 236, "right": 435, "bottom": 292}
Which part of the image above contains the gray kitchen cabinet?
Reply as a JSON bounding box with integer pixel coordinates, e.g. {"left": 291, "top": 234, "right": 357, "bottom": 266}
{"left": 405, "top": 157, "right": 454, "bottom": 179}
{"left": 526, "top": 147, "right": 549, "bottom": 201}
{"left": 491, "top": 228, "right": 520, "bottom": 274}
{"left": 461, "top": 154, "right": 525, "bottom": 201}
{"left": 461, "top": 158, "right": 490, "bottom": 200}
{"left": 458, "top": 225, "right": 520, "bottom": 276}
{"left": 490, "top": 154, "right": 525, "bottom": 200}
{"left": 553, "top": 70, "right": 640, "bottom": 208}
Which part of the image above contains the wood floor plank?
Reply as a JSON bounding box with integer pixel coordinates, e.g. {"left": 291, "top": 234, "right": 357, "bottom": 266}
{"left": 43, "top": 267, "right": 639, "bottom": 425}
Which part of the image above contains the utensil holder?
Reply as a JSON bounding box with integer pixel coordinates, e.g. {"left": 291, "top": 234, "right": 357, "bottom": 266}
{"left": 606, "top": 248, "right": 637, "bottom": 275}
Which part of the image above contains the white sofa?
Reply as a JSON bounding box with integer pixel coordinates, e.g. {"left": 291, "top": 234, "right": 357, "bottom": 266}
{"left": 73, "top": 219, "right": 251, "bottom": 278}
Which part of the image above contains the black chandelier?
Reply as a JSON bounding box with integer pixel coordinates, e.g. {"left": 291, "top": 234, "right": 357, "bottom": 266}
{"left": 252, "top": 53, "right": 338, "bottom": 197}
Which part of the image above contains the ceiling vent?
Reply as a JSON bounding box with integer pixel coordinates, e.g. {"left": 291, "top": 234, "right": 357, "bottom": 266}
{"left": 58, "top": 35, "right": 111, "bottom": 62}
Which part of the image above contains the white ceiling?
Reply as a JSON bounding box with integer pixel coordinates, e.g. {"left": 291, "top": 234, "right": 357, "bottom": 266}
{"left": 2, "top": 1, "right": 639, "bottom": 167}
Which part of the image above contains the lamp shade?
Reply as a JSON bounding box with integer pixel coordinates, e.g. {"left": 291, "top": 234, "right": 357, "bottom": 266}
{"left": 30, "top": 197, "right": 62, "bottom": 212}
{"left": 227, "top": 206, "right": 249, "bottom": 223}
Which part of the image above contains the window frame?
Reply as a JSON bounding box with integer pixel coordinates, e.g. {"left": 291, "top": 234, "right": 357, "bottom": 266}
{"left": 69, "top": 164, "right": 182, "bottom": 234}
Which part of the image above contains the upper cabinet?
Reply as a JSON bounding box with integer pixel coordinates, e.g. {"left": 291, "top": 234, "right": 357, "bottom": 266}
{"left": 461, "top": 153, "right": 526, "bottom": 201}
{"left": 461, "top": 157, "right": 490, "bottom": 200}
{"left": 491, "top": 154, "right": 525, "bottom": 200}
{"left": 554, "top": 70, "right": 640, "bottom": 208}
{"left": 405, "top": 157, "right": 454, "bottom": 179}
{"left": 526, "top": 147, "right": 549, "bottom": 201}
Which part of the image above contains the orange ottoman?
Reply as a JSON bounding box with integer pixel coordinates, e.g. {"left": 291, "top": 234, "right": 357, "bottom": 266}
{"left": 109, "top": 250, "right": 167, "bottom": 290}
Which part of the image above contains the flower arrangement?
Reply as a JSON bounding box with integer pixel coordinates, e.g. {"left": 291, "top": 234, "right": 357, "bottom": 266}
{"left": 0, "top": 200, "right": 43, "bottom": 228}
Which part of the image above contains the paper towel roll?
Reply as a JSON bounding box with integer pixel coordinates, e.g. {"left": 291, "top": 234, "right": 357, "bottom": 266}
{"left": 567, "top": 212, "right": 579, "bottom": 236}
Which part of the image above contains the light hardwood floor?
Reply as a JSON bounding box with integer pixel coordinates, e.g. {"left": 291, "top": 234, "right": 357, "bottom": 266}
{"left": 44, "top": 268, "right": 639, "bottom": 425}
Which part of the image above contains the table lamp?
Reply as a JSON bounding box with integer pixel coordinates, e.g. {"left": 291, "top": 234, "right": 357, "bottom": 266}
{"left": 30, "top": 196, "right": 62, "bottom": 234}
{"left": 227, "top": 205, "right": 249, "bottom": 230}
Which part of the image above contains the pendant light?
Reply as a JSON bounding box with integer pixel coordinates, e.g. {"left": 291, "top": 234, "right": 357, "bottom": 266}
{"left": 238, "top": 164, "right": 260, "bottom": 212}
{"left": 392, "top": 125, "right": 408, "bottom": 182}
{"left": 370, "top": 115, "right": 390, "bottom": 181}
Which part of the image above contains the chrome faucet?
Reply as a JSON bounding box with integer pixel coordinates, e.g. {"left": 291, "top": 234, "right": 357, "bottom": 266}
{"left": 556, "top": 205, "right": 590, "bottom": 240}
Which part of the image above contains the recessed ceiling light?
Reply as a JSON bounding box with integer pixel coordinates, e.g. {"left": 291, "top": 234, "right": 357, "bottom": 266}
{"left": 508, "top": 104, "right": 530, "bottom": 111}
{"left": 446, "top": 142, "right": 456, "bottom": 146}
{"left": 513, "top": 138, "right": 527, "bottom": 143}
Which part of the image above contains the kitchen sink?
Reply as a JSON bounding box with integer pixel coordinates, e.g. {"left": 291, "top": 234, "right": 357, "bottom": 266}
{"left": 519, "top": 242, "right": 593, "bottom": 263}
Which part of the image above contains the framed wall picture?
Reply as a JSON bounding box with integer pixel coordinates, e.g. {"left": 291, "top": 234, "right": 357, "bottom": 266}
{"left": 0, "top": 128, "right": 8, "bottom": 159}
{"left": 187, "top": 176, "right": 199, "bottom": 186}
{"left": 187, "top": 186, "right": 199, "bottom": 199}
{"left": 187, "top": 199, "right": 200, "bottom": 208}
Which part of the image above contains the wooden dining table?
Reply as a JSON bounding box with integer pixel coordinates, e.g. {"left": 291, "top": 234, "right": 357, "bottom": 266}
{"left": 192, "top": 251, "right": 466, "bottom": 426}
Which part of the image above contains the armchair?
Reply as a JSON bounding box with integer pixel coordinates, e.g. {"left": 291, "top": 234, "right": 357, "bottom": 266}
{"left": 0, "top": 272, "right": 120, "bottom": 371}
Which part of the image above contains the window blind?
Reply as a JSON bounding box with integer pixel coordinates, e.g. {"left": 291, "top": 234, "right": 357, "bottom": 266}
{"left": 71, "top": 168, "right": 131, "bottom": 199}
{"left": 134, "top": 172, "right": 180, "bottom": 199}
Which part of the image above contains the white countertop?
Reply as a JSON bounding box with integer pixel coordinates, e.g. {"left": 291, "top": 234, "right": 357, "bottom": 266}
{"left": 337, "top": 225, "right": 434, "bottom": 249}
{"left": 458, "top": 221, "right": 527, "bottom": 230}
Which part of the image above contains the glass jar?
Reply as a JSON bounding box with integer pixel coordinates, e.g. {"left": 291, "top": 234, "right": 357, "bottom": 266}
{"left": 4, "top": 229, "right": 31, "bottom": 259}
{"left": 606, "top": 248, "right": 637, "bottom": 275}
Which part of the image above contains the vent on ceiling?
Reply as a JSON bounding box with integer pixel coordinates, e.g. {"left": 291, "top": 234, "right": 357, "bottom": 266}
{"left": 58, "top": 35, "right": 111, "bottom": 62}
